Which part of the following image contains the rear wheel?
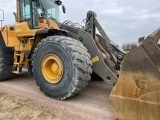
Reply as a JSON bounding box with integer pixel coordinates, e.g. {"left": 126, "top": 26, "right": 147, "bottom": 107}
{"left": 32, "top": 36, "right": 92, "bottom": 100}
{"left": 0, "top": 46, "right": 13, "bottom": 81}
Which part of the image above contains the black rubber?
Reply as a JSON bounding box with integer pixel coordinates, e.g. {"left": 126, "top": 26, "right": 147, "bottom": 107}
{"left": 0, "top": 45, "right": 13, "bottom": 81}
{"left": 91, "top": 72, "right": 103, "bottom": 81}
{"left": 32, "top": 36, "right": 92, "bottom": 100}
{"left": 28, "top": 61, "right": 33, "bottom": 76}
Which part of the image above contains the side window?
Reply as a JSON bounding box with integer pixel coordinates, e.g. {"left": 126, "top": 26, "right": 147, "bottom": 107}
{"left": 23, "top": 5, "right": 30, "bottom": 19}
{"left": 47, "top": 8, "right": 59, "bottom": 21}
{"left": 32, "top": 1, "right": 42, "bottom": 27}
{"left": 20, "top": 0, "right": 32, "bottom": 26}
{"left": 47, "top": 9, "right": 55, "bottom": 18}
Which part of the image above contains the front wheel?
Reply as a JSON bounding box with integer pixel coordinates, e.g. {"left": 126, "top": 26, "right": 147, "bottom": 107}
{"left": 32, "top": 36, "right": 92, "bottom": 100}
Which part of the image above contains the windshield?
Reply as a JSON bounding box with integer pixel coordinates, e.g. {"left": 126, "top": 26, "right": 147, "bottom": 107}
{"left": 19, "top": 0, "right": 60, "bottom": 28}
{"left": 40, "top": 0, "right": 60, "bottom": 21}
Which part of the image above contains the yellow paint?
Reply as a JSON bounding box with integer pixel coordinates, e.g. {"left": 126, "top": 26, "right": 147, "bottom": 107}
{"left": 38, "top": 19, "right": 59, "bottom": 29}
{"left": 41, "top": 54, "right": 63, "bottom": 84}
{"left": 38, "top": 23, "right": 49, "bottom": 28}
{"left": 14, "top": 22, "right": 37, "bottom": 37}
{"left": 0, "top": 0, "right": 60, "bottom": 74}
{"left": 1, "top": 26, "right": 20, "bottom": 47}
{"left": 48, "top": 19, "right": 59, "bottom": 29}
{"left": 91, "top": 56, "right": 100, "bottom": 63}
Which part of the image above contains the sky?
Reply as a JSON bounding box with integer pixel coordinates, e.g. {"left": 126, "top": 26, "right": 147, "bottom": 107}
{"left": 0, "top": 0, "right": 160, "bottom": 47}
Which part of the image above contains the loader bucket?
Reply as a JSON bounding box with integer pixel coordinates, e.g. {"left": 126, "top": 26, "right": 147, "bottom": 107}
{"left": 110, "top": 28, "right": 160, "bottom": 120}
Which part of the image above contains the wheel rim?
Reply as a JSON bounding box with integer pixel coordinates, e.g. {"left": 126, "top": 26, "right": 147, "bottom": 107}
{"left": 41, "top": 54, "right": 63, "bottom": 84}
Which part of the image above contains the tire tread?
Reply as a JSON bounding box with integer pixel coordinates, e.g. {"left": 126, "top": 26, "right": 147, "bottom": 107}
{"left": 0, "top": 47, "right": 13, "bottom": 81}
{"left": 32, "top": 36, "right": 92, "bottom": 100}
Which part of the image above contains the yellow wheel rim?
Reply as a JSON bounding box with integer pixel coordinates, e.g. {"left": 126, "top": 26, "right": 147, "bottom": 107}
{"left": 41, "top": 54, "right": 63, "bottom": 84}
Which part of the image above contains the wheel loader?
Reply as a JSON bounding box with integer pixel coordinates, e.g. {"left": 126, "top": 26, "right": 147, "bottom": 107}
{"left": 0, "top": 0, "right": 160, "bottom": 120}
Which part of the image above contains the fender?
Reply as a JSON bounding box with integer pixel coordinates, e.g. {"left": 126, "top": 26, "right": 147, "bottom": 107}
{"left": 0, "top": 32, "right": 13, "bottom": 53}
{"left": 28, "top": 28, "right": 68, "bottom": 59}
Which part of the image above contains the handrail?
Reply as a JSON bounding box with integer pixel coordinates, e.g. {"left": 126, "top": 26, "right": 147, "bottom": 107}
{"left": 0, "top": 9, "right": 4, "bottom": 29}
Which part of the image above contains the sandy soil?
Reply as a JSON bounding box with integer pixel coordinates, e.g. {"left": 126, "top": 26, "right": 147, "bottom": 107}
{"left": 0, "top": 92, "right": 70, "bottom": 120}
{"left": 0, "top": 72, "right": 115, "bottom": 120}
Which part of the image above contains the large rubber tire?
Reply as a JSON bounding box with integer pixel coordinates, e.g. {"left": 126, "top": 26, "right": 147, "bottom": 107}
{"left": 32, "top": 36, "right": 92, "bottom": 100}
{"left": 0, "top": 46, "right": 13, "bottom": 80}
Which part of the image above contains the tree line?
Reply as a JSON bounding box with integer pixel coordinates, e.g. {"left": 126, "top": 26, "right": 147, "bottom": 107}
{"left": 122, "top": 42, "right": 160, "bottom": 52}
{"left": 122, "top": 42, "right": 138, "bottom": 51}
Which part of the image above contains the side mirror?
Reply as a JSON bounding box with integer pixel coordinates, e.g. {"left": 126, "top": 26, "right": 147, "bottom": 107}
{"left": 62, "top": 4, "right": 66, "bottom": 13}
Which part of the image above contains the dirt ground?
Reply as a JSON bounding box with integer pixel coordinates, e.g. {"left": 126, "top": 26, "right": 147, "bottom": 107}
{"left": 0, "top": 72, "right": 115, "bottom": 120}
{"left": 0, "top": 92, "right": 71, "bottom": 120}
